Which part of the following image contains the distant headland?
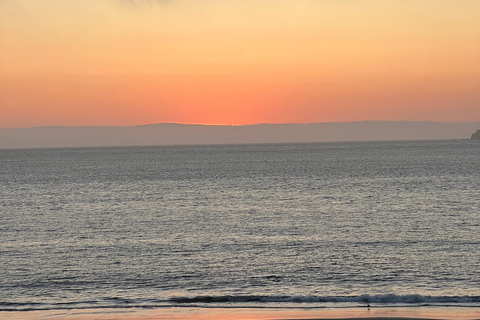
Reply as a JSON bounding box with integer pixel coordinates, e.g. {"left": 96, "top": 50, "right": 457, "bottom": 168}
{"left": 472, "top": 130, "right": 480, "bottom": 140}
{"left": 1, "top": 121, "right": 480, "bottom": 149}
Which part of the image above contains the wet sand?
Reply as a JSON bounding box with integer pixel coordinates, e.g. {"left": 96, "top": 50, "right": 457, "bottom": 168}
{"left": 1, "top": 307, "right": 479, "bottom": 320}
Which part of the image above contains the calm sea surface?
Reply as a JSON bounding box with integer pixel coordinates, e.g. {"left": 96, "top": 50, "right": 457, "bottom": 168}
{"left": 1, "top": 140, "right": 479, "bottom": 311}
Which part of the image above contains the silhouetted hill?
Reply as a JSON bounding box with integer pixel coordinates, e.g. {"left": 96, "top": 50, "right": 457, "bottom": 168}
{"left": 472, "top": 129, "right": 480, "bottom": 140}
{"left": 1, "top": 121, "right": 480, "bottom": 149}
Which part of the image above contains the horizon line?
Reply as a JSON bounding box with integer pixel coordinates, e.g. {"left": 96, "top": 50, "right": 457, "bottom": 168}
{"left": 3, "top": 120, "right": 480, "bottom": 130}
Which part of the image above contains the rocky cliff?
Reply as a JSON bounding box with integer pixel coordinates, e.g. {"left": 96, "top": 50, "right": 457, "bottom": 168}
{"left": 472, "top": 130, "right": 480, "bottom": 140}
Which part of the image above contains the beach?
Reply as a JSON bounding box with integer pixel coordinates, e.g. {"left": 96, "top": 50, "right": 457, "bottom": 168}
{"left": 2, "top": 307, "right": 479, "bottom": 320}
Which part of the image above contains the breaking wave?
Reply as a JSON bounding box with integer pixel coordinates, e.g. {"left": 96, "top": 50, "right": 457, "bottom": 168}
{"left": 2, "top": 294, "right": 480, "bottom": 311}
{"left": 169, "top": 294, "right": 480, "bottom": 304}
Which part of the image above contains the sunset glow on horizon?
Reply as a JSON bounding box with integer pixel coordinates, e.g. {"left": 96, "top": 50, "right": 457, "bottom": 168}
{"left": 1, "top": 0, "right": 479, "bottom": 128}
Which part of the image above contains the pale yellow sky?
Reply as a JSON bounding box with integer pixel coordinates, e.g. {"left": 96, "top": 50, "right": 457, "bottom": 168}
{"left": 1, "top": 0, "right": 479, "bottom": 127}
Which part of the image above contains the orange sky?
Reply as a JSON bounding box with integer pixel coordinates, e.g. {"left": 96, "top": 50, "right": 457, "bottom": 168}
{"left": 1, "top": 0, "right": 479, "bottom": 128}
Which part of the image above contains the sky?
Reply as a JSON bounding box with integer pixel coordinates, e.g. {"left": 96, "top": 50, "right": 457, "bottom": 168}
{"left": 1, "top": 0, "right": 479, "bottom": 128}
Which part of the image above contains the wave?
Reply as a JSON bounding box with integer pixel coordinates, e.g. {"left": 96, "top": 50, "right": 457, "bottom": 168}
{"left": 169, "top": 294, "right": 480, "bottom": 304}
{"left": 2, "top": 294, "right": 480, "bottom": 312}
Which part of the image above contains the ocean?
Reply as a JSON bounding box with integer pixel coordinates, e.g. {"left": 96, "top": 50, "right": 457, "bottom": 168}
{"left": 1, "top": 140, "right": 479, "bottom": 313}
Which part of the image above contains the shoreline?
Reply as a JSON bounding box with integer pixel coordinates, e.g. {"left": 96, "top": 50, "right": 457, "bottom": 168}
{"left": 2, "top": 306, "right": 479, "bottom": 320}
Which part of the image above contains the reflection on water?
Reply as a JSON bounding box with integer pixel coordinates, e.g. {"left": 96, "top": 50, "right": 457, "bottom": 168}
{"left": 1, "top": 140, "right": 479, "bottom": 311}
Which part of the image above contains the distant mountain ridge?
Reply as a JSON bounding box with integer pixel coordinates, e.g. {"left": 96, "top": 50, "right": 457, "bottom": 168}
{"left": 1, "top": 121, "right": 480, "bottom": 149}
